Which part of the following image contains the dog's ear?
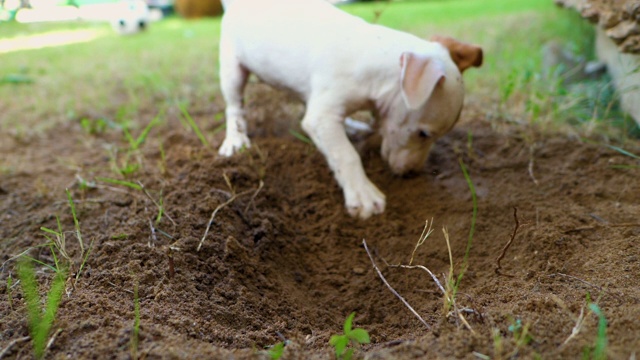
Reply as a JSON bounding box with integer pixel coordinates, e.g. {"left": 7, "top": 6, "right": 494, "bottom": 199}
{"left": 400, "top": 52, "right": 445, "bottom": 110}
{"left": 430, "top": 35, "right": 483, "bottom": 73}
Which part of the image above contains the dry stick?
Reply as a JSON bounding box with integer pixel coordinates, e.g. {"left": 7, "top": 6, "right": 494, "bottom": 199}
{"left": 243, "top": 180, "right": 264, "bottom": 214}
{"left": 0, "top": 336, "right": 30, "bottom": 359}
{"left": 148, "top": 218, "right": 158, "bottom": 247}
{"left": 562, "top": 305, "right": 586, "bottom": 346}
{"left": 549, "top": 273, "right": 606, "bottom": 294}
{"left": 44, "top": 328, "right": 63, "bottom": 357}
{"left": 563, "top": 222, "right": 640, "bottom": 234}
{"left": 197, "top": 188, "right": 255, "bottom": 251}
{"left": 528, "top": 145, "right": 539, "bottom": 186}
{"left": 390, "top": 264, "right": 447, "bottom": 301}
{"left": 362, "top": 239, "right": 431, "bottom": 330}
{"left": 495, "top": 207, "right": 522, "bottom": 277}
{"left": 388, "top": 262, "right": 476, "bottom": 334}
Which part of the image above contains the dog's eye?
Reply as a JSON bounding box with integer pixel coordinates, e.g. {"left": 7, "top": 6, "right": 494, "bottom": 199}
{"left": 417, "top": 130, "right": 430, "bottom": 139}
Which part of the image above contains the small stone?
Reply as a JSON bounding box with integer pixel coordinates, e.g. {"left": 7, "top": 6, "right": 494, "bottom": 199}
{"left": 352, "top": 266, "right": 366, "bottom": 275}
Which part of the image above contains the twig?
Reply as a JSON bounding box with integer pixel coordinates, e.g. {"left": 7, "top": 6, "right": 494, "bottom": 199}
{"left": 548, "top": 273, "right": 605, "bottom": 293}
{"left": 148, "top": 218, "right": 158, "bottom": 247}
{"left": 243, "top": 180, "right": 264, "bottom": 214}
{"left": 0, "top": 336, "right": 30, "bottom": 359}
{"left": 528, "top": 145, "right": 539, "bottom": 186}
{"left": 389, "top": 264, "right": 447, "bottom": 299}
{"left": 197, "top": 188, "right": 255, "bottom": 251}
{"left": 44, "top": 328, "right": 63, "bottom": 356}
{"left": 108, "top": 282, "right": 134, "bottom": 294}
{"left": 362, "top": 239, "right": 430, "bottom": 330}
{"left": 562, "top": 306, "right": 586, "bottom": 346}
{"left": 563, "top": 222, "right": 640, "bottom": 234}
{"left": 495, "top": 207, "right": 522, "bottom": 276}
{"left": 167, "top": 247, "right": 175, "bottom": 279}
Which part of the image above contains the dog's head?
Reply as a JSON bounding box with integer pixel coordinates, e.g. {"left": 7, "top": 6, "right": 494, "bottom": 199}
{"left": 380, "top": 36, "right": 482, "bottom": 175}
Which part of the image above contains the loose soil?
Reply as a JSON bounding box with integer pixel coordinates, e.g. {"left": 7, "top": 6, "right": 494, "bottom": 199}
{"left": 1, "top": 83, "right": 640, "bottom": 359}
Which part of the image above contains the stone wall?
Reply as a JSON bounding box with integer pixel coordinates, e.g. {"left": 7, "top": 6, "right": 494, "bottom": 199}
{"left": 555, "top": 0, "right": 640, "bottom": 126}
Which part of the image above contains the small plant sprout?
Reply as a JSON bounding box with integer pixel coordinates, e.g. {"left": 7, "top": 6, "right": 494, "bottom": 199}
{"left": 266, "top": 342, "right": 284, "bottom": 360}
{"left": 288, "top": 128, "right": 313, "bottom": 144}
{"left": 329, "top": 312, "right": 370, "bottom": 360}
{"left": 7, "top": 273, "right": 14, "bottom": 310}
{"left": 38, "top": 189, "right": 94, "bottom": 291}
{"left": 80, "top": 117, "right": 108, "bottom": 135}
{"left": 586, "top": 303, "right": 608, "bottom": 360}
{"left": 508, "top": 318, "right": 533, "bottom": 357}
{"left": 17, "top": 257, "right": 66, "bottom": 359}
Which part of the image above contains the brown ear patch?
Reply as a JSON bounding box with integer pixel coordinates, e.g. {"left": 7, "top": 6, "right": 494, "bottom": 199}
{"left": 430, "top": 35, "right": 483, "bottom": 73}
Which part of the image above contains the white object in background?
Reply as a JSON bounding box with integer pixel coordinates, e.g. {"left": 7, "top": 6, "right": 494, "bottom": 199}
{"left": 110, "top": 0, "right": 150, "bottom": 35}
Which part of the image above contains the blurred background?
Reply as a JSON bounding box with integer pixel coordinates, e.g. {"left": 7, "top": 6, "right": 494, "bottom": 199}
{"left": 0, "top": 0, "right": 639, "bottom": 140}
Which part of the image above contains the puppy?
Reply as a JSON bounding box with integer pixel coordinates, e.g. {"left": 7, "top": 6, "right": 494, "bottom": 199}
{"left": 218, "top": 0, "right": 482, "bottom": 219}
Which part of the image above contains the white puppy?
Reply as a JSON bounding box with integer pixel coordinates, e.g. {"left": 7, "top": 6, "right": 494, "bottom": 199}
{"left": 218, "top": 0, "right": 482, "bottom": 219}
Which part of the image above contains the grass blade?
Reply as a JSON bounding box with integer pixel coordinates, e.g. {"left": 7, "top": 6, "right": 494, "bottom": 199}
{"left": 97, "top": 177, "right": 143, "bottom": 190}
{"left": 607, "top": 145, "right": 640, "bottom": 160}
{"left": 178, "top": 103, "right": 210, "bottom": 148}
{"left": 289, "top": 129, "right": 312, "bottom": 144}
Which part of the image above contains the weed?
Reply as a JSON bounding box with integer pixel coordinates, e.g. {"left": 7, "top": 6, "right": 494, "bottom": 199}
{"left": 97, "top": 177, "right": 143, "bottom": 190}
{"left": 584, "top": 303, "right": 608, "bottom": 360}
{"left": 75, "top": 175, "right": 97, "bottom": 192}
{"left": 508, "top": 318, "right": 533, "bottom": 354}
{"left": 266, "top": 342, "right": 284, "bottom": 360}
{"left": 409, "top": 218, "right": 434, "bottom": 265}
{"left": 492, "top": 328, "right": 503, "bottom": 359}
{"left": 38, "top": 189, "right": 93, "bottom": 289}
{"left": 329, "top": 312, "right": 370, "bottom": 360}
{"left": 80, "top": 117, "right": 108, "bottom": 135}
{"left": 7, "top": 274, "right": 14, "bottom": 310}
{"left": 158, "top": 141, "right": 167, "bottom": 175}
{"left": 288, "top": 129, "right": 313, "bottom": 144}
{"left": 16, "top": 257, "right": 66, "bottom": 359}
{"left": 124, "top": 113, "right": 163, "bottom": 151}
{"left": 155, "top": 190, "right": 165, "bottom": 224}
{"left": 178, "top": 103, "right": 210, "bottom": 148}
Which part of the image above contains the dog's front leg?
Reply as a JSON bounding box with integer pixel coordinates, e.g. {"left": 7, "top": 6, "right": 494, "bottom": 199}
{"left": 301, "top": 100, "right": 386, "bottom": 219}
{"left": 218, "top": 37, "right": 251, "bottom": 157}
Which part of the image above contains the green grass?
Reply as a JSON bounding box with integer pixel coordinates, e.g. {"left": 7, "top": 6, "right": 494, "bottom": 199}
{"left": 96, "top": 176, "right": 143, "bottom": 190}
{"left": 178, "top": 102, "right": 211, "bottom": 148}
{"left": 17, "top": 257, "right": 66, "bottom": 359}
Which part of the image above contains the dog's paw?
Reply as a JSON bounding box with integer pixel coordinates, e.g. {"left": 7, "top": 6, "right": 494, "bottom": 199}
{"left": 344, "top": 181, "right": 386, "bottom": 220}
{"left": 218, "top": 134, "right": 251, "bottom": 157}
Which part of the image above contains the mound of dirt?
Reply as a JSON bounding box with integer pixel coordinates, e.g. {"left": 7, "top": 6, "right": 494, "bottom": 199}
{"left": 1, "top": 84, "right": 640, "bottom": 359}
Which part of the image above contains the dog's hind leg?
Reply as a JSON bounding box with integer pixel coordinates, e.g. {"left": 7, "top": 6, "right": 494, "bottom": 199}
{"left": 218, "top": 37, "right": 251, "bottom": 157}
